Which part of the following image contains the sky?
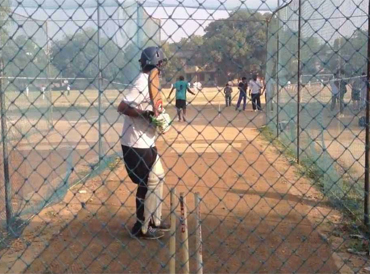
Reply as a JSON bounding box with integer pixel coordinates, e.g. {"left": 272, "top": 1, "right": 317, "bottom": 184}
{"left": 145, "top": 6, "right": 275, "bottom": 42}
{"left": 10, "top": 0, "right": 280, "bottom": 45}
{"left": 142, "top": 0, "right": 281, "bottom": 42}
{"left": 144, "top": 7, "right": 232, "bottom": 43}
{"left": 143, "top": 0, "right": 278, "bottom": 42}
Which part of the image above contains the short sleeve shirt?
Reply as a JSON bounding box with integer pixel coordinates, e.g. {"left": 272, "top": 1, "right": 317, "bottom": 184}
{"left": 249, "top": 80, "right": 263, "bottom": 94}
{"left": 224, "top": 86, "right": 232, "bottom": 95}
{"left": 339, "top": 79, "right": 348, "bottom": 94}
{"left": 238, "top": 82, "right": 246, "bottom": 93}
{"left": 173, "top": 80, "right": 189, "bottom": 100}
{"left": 120, "top": 73, "right": 156, "bottom": 149}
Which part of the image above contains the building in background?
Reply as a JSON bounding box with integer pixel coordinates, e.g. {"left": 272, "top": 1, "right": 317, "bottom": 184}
{"left": 175, "top": 50, "right": 218, "bottom": 87}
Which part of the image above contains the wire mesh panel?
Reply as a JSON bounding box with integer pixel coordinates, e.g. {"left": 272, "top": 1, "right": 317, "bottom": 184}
{"left": 1, "top": 12, "right": 57, "bottom": 220}
{"left": 266, "top": 15, "right": 278, "bottom": 133}
{"left": 0, "top": 0, "right": 370, "bottom": 273}
{"left": 298, "top": 0, "right": 369, "bottom": 212}
{"left": 275, "top": 0, "right": 299, "bottom": 151}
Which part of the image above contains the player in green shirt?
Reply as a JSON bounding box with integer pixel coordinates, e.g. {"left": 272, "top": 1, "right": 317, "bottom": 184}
{"left": 168, "top": 76, "right": 195, "bottom": 122}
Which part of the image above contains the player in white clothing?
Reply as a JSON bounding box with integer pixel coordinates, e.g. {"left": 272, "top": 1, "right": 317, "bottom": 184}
{"left": 248, "top": 74, "right": 263, "bottom": 111}
{"left": 117, "top": 47, "right": 169, "bottom": 240}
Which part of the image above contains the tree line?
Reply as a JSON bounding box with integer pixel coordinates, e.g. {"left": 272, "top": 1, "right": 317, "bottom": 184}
{"left": 1, "top": 7, "right": 367, "bottom": 88}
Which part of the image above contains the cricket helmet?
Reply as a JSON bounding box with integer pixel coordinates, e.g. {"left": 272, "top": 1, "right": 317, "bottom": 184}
{"left": 139, "top": 46, "right": 167, "bottom": 71}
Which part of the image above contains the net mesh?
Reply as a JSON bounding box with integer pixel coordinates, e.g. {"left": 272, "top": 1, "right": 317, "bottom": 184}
{"left": 266, "top": 0, "right": 369, "bottom": 210}
{"left": 1, "top": 1, "right": 161, "bottom": 220}
{"left": 0, "top": 0, "right": 369, "bottom": 273}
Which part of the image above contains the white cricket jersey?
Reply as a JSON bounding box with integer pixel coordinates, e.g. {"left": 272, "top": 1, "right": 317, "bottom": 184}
{"left": 120, "top": 73, "right": 156, "bottom": 148}
{"left": 249, "top": 80, "right": 262, "bottom": 94}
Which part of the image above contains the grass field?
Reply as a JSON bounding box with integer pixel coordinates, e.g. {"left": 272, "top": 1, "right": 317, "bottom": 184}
{"left": 0, "top": 85, "right": 367, "bottom": 273}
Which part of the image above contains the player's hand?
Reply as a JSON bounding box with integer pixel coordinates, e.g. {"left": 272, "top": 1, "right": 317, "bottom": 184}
{"left": 142, "top": 110, "right": 155, "bottom": 122}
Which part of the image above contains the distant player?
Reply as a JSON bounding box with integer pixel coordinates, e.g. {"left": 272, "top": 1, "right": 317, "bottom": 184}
{"left": 224, "top": 82, "right": 233, "bottom": 107}
{"left": 248, "top": 74, "right": 263, "bottom": 111}
{"left": 235, "top": 77, "right": 248, "bottom": 111}
{"left": 360, "top": 72, "right": 368, "bottom": 110}
{"left": 67, "top": 84, "right": 71, "bottom": 96}
{"left": 330, "top": 72, "right": 348, "bottom": 117}
{"left": 41, "top": 85, "right": 45, "bottom": 99}
{"left": 117, "top": 46, "right": 169, "bottom": 240}
{"left": 352, "top": 74, "right": 366, "bottom": 112}
{"left": 168, "top": 75, "right": 195, "bottom": 122}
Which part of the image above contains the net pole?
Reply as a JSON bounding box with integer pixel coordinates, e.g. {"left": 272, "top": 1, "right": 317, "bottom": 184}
{"left": 97, "top": 0, "right": 103, "bottom": 161}
{"left": 194, "top": 192, "right": 203, "bottom": 274}
{"left": 265, "top": 18, "right": 269, "bottom": 120}
{"left": 137, "top": 4, "right": 142, "bottom": 50}
{"left": 169, "top": 188, "right": 177, "bottom": 274}
{"left": 0, "top": 59, "right": 12, "bottom": 230}
{"left": 46, "top": 20, "right": 53, "bottom": 126}
{"left": 276, "top": 12, "right": 280, "bottom": 138}
{"left": 364, "top": 0, "right": 370, "bottom": 233}
{"left": 296, "top": 0, "right": 302, "bottom": 164}
{"left": 159, "top": 18, "right": 162, "bottom": 45}
{"left": 179, "top": 193, "right": 189, "bottom": 274}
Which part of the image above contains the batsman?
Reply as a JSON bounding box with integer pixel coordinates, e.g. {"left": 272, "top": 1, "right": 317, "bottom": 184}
{"left": 117, "top": 46, "right": 170, "bottom": 240}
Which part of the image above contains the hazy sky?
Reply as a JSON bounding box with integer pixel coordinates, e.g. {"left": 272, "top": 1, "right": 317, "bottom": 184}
{"left": 12, "top": 0, "right": 279, "bottom": 45}
{"left": 142, "top": 0, "right": 279, "bottom": 42}
{"left": 145, "top": 7, "right": 231, "bottom": 42}
{"left": 145, "top": 6, "right": 274, "bottom": 42}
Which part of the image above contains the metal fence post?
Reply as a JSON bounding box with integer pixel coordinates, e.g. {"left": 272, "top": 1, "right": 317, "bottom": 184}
{"left": 46, "top": 20, "right": 53, "bottom": 127}
{"left": 296, "top": 0, "right": 302, "bottom": 164}
{"left": 265, "top": 18, "right": 270, "bottom": 124}
{"left": 270, "top": 0, "right": 294, "bottom": 139}
{"left": 97, "top": 0, "right": 103, "bottom": 162}
{"left": 137, "top": 3, "right": 142, "bottom": 50}
{"left": 364, "top": 0, "right": 370, "bottom": 231}
{"left": 0, "top": 59, "right": 12, "bottom": 230}
{"left": 276, "top": 17, "right": 280, "bottom": 138}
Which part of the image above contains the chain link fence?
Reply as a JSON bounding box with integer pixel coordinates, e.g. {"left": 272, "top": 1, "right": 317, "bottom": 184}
{"left": 266, "top": 0, "right": 369, "bottom": 224}
{"left": 0, "top": 0, "right": 369, "bottom": 272}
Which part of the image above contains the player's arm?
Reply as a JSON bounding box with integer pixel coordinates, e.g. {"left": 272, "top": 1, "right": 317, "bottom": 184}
{"left": 260, "top": 82, "right": 265, "bottom": 95}
{"left": 117, "top": 101, "right": 145, "bottom": 117}
{"left": 187, "top": 87, "right": 195, "bottom": 95}
{"left": 117, "top": 92, "right": 153, "bottom": 120}
{"left": 118, "top": 102, "right": 154, "bottom": 121}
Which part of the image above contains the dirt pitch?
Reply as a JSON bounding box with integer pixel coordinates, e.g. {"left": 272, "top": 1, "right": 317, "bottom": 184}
{"left": 0, "top": 87, "right": 365, "bottom": 273}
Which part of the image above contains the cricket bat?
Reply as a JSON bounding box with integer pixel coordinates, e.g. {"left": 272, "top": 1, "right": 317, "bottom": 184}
{"left": 148, "top": 67, "right": 171, "bottom": 134}
{"left": 148, "top": 67, "right": 163, "bottom": 117}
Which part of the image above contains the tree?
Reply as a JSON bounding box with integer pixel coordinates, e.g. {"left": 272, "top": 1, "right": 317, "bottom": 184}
{"left": 120, "top": 42, "right": 142, "bottom": 85}
{"left": 202, "top": 11, "right": 268, "bottom": 84}
{"left": 161, "top": 42, "right": 184, "bottom": 84}
{"left": 51, "top": 28, "right": 126, "bottom": 84}
{"left": 0, "top": 2, "right": 59, "bottom": 82}
{"left": 51, "top": 29, "right": 99, "bottom": 79}
{"left": 0, "top": 0, "right": 11, "bottom": 47}
{"left": 326, "top": 30, "right": 367, "bottom": 77}
{"left": 3, "top": 35, "right": 58, "bottom": 79}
